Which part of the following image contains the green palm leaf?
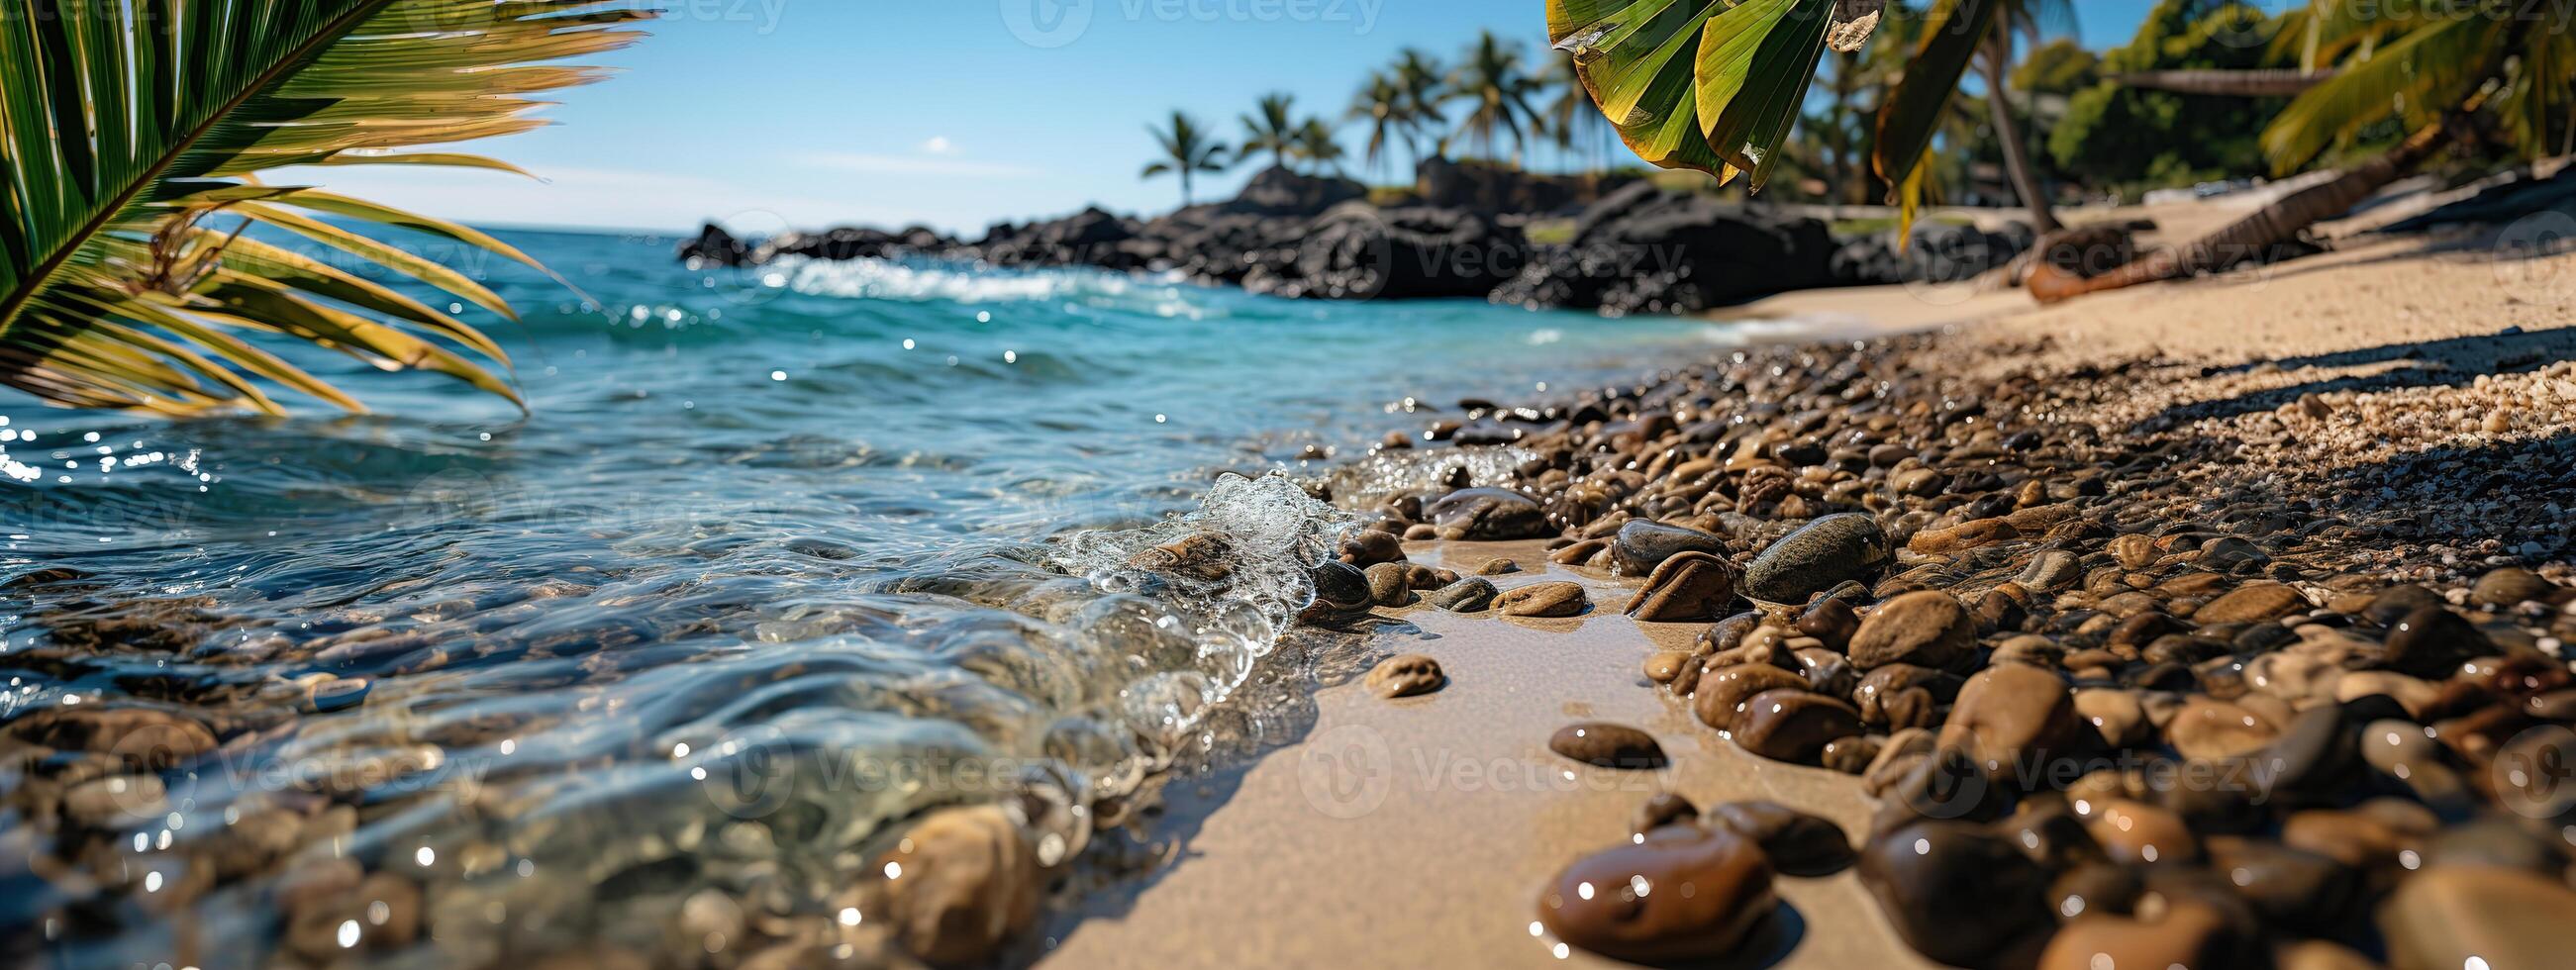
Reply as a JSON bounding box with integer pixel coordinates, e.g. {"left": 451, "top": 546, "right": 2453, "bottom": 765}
{"left": 2260, "top": 13, "right": 2505, "bottom": 174}
{"left": 0, "top": 0, "right": 651, "bottom": 417}
{"left": 1869, "top": 0, "right": 2001, "bottom": 195}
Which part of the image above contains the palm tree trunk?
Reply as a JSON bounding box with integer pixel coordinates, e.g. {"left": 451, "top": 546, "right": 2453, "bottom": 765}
{"left": 1830, "top": 51, "right": 1857, "bottom": 218}
{"left": 1983, "top": 48, "right": 2061, "bottom": 234}
{"left": 2110, "top": 69, "right": 2336, "bottom": 98}
{"left": 2030, "top": 119, "right": 2450, "bottom": 304}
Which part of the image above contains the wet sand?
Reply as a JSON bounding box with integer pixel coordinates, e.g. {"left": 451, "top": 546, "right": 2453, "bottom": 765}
{"left": 1045, "top": 540, "right": 1933, "bottom": 968}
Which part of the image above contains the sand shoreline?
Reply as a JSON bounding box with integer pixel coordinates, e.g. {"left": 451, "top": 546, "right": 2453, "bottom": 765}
{"left": 1034, "top": 229, "right": 2576, "bottom": 968}
{"left": 1041, "top": 539, "right": 1933, "bottom": 968}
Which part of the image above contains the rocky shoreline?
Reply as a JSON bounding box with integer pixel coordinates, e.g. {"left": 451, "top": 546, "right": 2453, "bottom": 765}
{"left": 1272, "top": 328, "right": 2576, "bottom": 968}
{"left": 678, "top": 161, "right": 2037, "bottom": 315}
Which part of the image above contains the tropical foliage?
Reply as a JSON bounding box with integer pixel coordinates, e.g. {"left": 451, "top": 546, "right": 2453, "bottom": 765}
{"left": 1542, "top": 0, "right": 2096, "bottom": 230}
{"left": 2048, "top": 1, "right": 2287, "bottom": 194}
{"left": 2032, "top": 0, "right": 2576, "bottom": 301}
{"left": 0, "top": 0, "right": 650, "bottom": 415}
{"left": 1238, "top": 92, "right": 1303, "bottom": 172}
{"left": 1449, "top": 30, "right": 1549, "bottom": 163}
{"left": 1142, "top": 112, "right": 1231, "bottom": 205}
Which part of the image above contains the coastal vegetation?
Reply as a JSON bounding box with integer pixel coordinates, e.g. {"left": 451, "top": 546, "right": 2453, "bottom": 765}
{"left": 1142, "top": 112, "right": 1233, "bottom": 206}
{"left": 1547, "top": 0, "right": 2575, "bottom": 302}
{"left": 1144, "top": 3, "right": 2355, "bottom": 222}
{"left": 0, "top": 0, "right": 650, "bottom": 415}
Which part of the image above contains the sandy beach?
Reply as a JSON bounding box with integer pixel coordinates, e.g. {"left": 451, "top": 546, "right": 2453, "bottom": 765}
{"left": 1037, "top": 221, "right": 2576, "bottom": 968}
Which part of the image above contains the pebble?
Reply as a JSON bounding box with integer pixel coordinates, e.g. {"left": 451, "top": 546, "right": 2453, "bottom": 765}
{"left": 2194, "top": 582, "right": 2313, "bottom": 624}
{"left": 1548, "top": 723, "right": 1666, "bottom": 769}
{"left": 1847, "top": 591, "right": 1978, "bottom": 672}
{"left": 1475, "top": 557, "right": 1520, "bottom": 576}
{"left": 1821, "top": 733, "right": 1881, "bottom": 774}
{"left": 2204, "top": 836, "right": 2360, "bottom": 932}
{"left": 1704, "top": 801, "right": 1854, "bottom": 876}
{"left": 2077, "top": 798, "right": 2199, "bottom": 864}
{"left": 1730, "top": 689, "right": 1865, "bottom": 764}
{"left": 1740, "top": 513, "right": 1891, "bottom": 605}
{"left": 1852, "top": 664, "right": 1958, "bottom": 731}
{"left": 1939, "top": 663, "right": 2082, "bottom": 775}
{"left": 2073, "top": 689, "right": 2150, "bottom": 747}
{"left": 2356, "top": 718, "right": 2468, "bottom": 807}
{"left": 2016, "top": 550, "right": 2084, "bottom": 592}
{"left": 1, "top": 707, "right": 218, "bottom": 770}
{"left": 1610, "top": 520, "right": 1731, "bottom": 576}
{"left": 1548, "top": 538, "right": 1608, "bottom": 565}
{"left": 1907, "top": 518, "right": 2020, "bottom": 555}
{"left": 1338, "top": 529, "right": 1406, "bottom": 567}
{"left": 2036, "top": 897, "right": 2243, "bottom": 970}
{"left": 1692, "top": 665, "right": 1812, "bottom": 731}
{"left": 1795, "top": 597, "right": 1860, "bottom": 649}
{"left": 1642, "top": 651, "right": 1693, "bottom": 684}
{"left": 2380, "top": 864, "right": 2576, "bottom": 970}
{"left": 865, "top": 806, "right": 1041, "bottom": 967}
{"left": 1303, "top": 560, "right": 1372, "bottom": 620}
{"left": 1635, "top": 792, "right": 1699, "bottom": 834}
{"left": 2164, "top": 697, "right": 2283, "bottom": 760}
{"left": 1425, "top": 577, "right": 1498, "bottom": 612}
{"left": 1131, "top": 532, "right": 1236, "bottom": 580}
{"left": 1858, "top": 822, "right": 2053, "bottom": 967}
{"left": 2371, "top": 605, "right": 2489, "bottom": 676}
{"left": 1536, "top": 825, "right": 1777, "bottom": 963}
{"left": 1425, "top": 487, "right": 1551, "bottom": 539}
{"left": 2108, "top": 534, "right": 2159, "bottom": 570}
{"left": 1363, "top": 561, "right": 1416, "bottom": 607}
{"left": 1623, "top": 551, "right": 1738, "bottom": 623}
{"left": 1497, "top": 581, "right": 1588, "bottom": 618}
{"left": 2471, "top": 566, "right": 2553, "bottom": 606}
{"left": 1365, "top": 654, "right": 1445, "bottom": 699}
{"left": 60, "top": 773, "right": 166, "bottom": 829}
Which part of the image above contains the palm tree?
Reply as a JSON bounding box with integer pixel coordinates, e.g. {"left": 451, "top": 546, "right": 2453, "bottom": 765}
{"left": 1393, "top": 48, "right": 1452, "bottom": 168}
{"left": 1239, "top": 92, "right": 1301, "bottom": 173}
{"left": 2031, "top": 0, "right": 2576, "bottom": 300}
{"left": 1975, "top": 2, "right": 2077, "bottom": 233}
{"left": 1294, "top": 119, "right": 1348, "bottom": 177}
{"left": 1448, "top": 31, "right": 1546, "bottom": 165}
{"left": 0, "top": 1, "right": 649, "bottom": 416}
{"left": 1539, "top": 50, "right": 1609, "bottom": 175}
{"left": 1351, "top": 72, "right": 1411, "bottom": 182}
{"left": 1142, "top": 112, "right": 1231, "bottom": 206}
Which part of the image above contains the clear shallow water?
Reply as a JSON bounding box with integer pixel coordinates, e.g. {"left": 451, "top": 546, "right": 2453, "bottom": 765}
{"left": 0, "top": 228, "right": 1737, "bottom": 962}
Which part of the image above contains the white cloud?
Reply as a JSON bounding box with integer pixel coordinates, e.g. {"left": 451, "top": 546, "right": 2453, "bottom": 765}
{"left": 921, "top": 136, "right": 954, "bottom": 154}
{"left": 789, "top": 151, "right": 1041, "bottom": 180}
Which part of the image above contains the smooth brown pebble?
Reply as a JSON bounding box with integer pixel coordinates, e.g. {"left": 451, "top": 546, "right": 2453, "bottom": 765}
{"left": 1548, "top": 723, "right": 1666, "bottom": 769}
{"left": 1365, "top": 654, "right": 1445, "bottom": 699}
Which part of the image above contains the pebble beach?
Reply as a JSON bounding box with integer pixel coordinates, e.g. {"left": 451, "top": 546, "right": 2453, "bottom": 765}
{"left": 1057, "top": 235, "right": 2576, "bottom": 970}
{"left": 6, "top": 213, "right": 2574, "bottom": 969}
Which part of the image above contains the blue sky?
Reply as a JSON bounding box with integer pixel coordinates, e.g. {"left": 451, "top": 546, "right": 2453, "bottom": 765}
{"left": 290, "top": 0, "right": 2288, "bottom": 235}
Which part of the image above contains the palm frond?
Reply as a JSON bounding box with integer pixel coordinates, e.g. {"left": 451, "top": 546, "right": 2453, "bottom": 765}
{"left": 2261, "top": 14, "right": 2505, "bottom": 174}
{"left": 0, "top": 0, "right": 652, "bottom": 416}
